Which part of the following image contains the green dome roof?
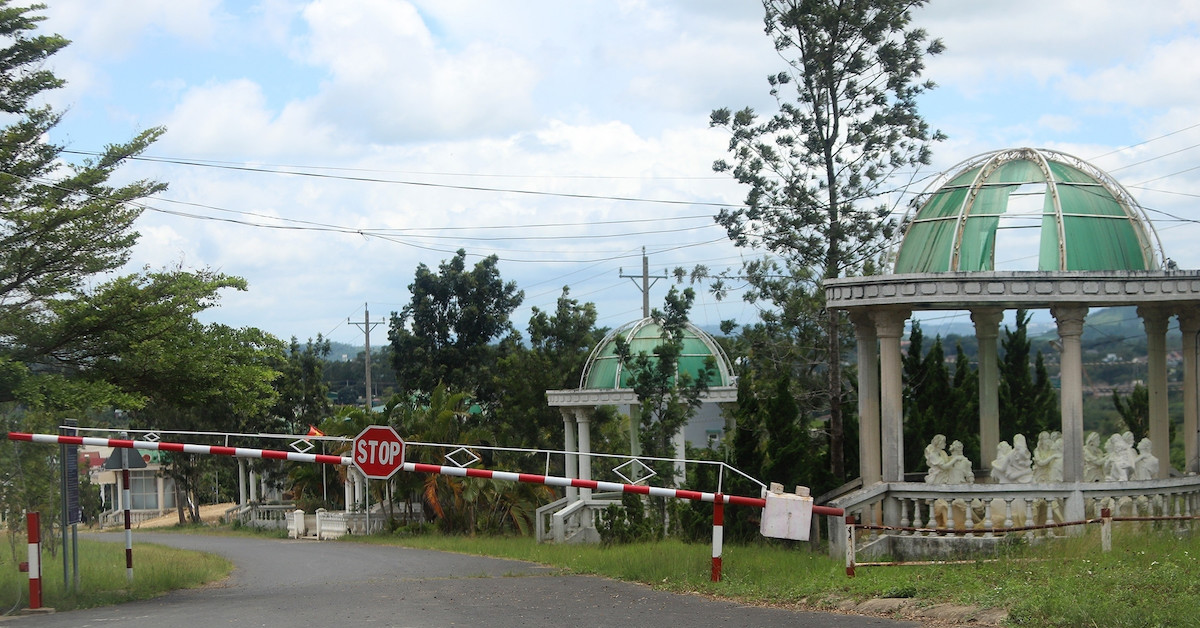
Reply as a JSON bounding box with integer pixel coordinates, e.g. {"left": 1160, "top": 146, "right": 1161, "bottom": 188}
{"left": 894, "top": 147, "right": 1162, "bottom": 273}
{"left": 579, "top": 318, "right": 734, "bottom": 390}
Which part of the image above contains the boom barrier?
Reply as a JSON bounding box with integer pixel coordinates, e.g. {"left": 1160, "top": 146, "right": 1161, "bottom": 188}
{"left": 7, "top": 431, "right": 842, "bottom": 514}
{"left": 8, "top": 430, "right": 843, "bottom": 583}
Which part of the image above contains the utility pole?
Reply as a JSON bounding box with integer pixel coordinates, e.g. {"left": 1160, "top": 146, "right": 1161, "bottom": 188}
{"left": 619, "top": 247, "right": 667, "bottom": 318}
{"left": 349, "top": 303, "right": 385, "bottom": 411}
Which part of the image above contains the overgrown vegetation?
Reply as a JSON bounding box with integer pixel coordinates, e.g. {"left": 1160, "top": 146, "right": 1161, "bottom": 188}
{"left": 0, "top": 537, "right": 230, "bottom": 612}
{"left": 377, "top": 524, "right": 1200, "bottom": 627}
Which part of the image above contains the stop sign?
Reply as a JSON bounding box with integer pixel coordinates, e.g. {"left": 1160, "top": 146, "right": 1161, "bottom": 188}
{"left": 352, "top": 425, "right": 405, "bottom": 480}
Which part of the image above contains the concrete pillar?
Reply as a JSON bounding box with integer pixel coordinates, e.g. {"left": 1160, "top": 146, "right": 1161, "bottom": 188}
{"left": 628, "top": 404, "right": 642, "bottom": 457}
{"left": 972, "top": 308, "right": 1004, "bottom": 468}
{"left": 1180, "top": 311, "right": 1200, "bottom": 473}
{"left": 249, "top": 470, "right": 259, "bottom": 502}
{"left": 1139, "top": 305, "right": 1171, "bottom": 478}
{"left": 850, "top": 310, "right": 881, "bottom": 485}
{"left": 873, "top": 308, "right": 909, "bottom": 483}
{"left": 238, "top": 459, "right": 247, "bottom": 507}
{"left": 1052, "top": 305, "right": 1088, "bottom": 483}
{"left": 344, "top": 468, "right": 353, "bottom": 514}
{"left": 576, "top": 408, "right": 593, "bottom": 500}
{"left": 561, "top": 408, "right": 578, "bottom": 502}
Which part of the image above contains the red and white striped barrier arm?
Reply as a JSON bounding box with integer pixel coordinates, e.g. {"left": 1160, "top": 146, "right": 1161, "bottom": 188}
{"left": 5, "top": 432, "right": 843, "bottom": 516}
{"left": 6, "top": 432, "right": 350, "bottom": 466}
{"left": 402, "top": 462, "right": 844, "bottom": 515}
{"left": 402, "top": 461, "right": 769, "bottom": 507}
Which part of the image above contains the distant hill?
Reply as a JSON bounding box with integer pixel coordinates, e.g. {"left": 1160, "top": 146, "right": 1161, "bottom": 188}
{"left": 328, "top": 341, "right": 362, "bottom": 361}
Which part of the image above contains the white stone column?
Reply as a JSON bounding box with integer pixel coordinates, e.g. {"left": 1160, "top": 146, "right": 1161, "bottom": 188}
{"left": 1180, "top": 311, "right": 1200, "bottom": 473}
{"left": 249, "top": 469, "right": 259, "bottom": 502}
{"left": 850, "top": 310, "right": 881, "bottom": 485}
{"left": 628, "top": 404, "right": 642, "bottom": 457}
{"left": 576, "top": 408, "right": 593, "bottom": 501}
{"left": 972, "top": 308, "right": 1004, "bottom": 469}
{"left": 1139, "top": 305, "right": 1171, "bottom": 478}
{"left": 873, "top": 308, "right": 909, "bottom": 483}
{"left": 1052, "top": 305, "right": 1088, "bottom": 483}
{"left": 561, "top": 408, "right": 578, "bottom": 502}
{"left": 344, "top": 468, "right": 353, "bottom": 514}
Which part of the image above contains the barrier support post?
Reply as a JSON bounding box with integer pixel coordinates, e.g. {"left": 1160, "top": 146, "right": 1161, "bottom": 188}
{"left": 711, "top": 494, "right": 724, "bottom": 582}
{"left": 845, "top": 515, "right": 856, "bottom": 578}
{"left": 1100, "top": 507, "right": 1112, "bottom": 553}
{"left": 26, "top": 512, "right": 41, "bottom": 610}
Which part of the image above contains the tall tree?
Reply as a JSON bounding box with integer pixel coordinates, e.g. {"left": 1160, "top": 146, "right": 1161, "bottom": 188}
{"left": 493, "top": 287, "right": 605, "bottom": 454}
{"left": 618, "top": 288, "right": 714, "bottom": 469}
{"left": 0, "top": 0, "right": 165, "bottom": 347}
{"left": 389, "top": 249, "right": 523, "bottom": 403}
{"left": 273, "top": 335, "right": 333, "bottom": 434}
{"left": 711, "top": 0, "right": 943, "bottom": 480}
{"left": 1112, "top": 384, "right": 1149, "bottom": 444}
{"left": 998, "top": 310, "right": 1059, "bottom": 442}
{"left": 903, "top": 324, "right": 980, "bottom": 470}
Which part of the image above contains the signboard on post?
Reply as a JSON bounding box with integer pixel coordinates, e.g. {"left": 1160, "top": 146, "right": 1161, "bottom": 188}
{"left": 352, "top": 425, "right": 405, "bottom": 480}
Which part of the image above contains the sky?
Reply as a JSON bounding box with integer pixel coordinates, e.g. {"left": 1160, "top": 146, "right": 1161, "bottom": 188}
{"left": 29, "top": 0, "right": 1200, "bottom": 349}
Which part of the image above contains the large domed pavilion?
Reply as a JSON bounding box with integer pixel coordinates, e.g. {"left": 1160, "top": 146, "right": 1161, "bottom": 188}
{"left": 824, "top": 147, "right": 1200, "bottom": 557}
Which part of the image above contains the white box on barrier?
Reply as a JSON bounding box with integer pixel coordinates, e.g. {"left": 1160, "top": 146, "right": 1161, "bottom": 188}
{"left": 759, "top": 484, "right": 813, "bottom": 541}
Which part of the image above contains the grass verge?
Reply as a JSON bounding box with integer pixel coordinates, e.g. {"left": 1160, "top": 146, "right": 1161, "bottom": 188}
{"left": 0, "top": 537, "right": 232, "bottom": 612}
{"left": 362, "top": 523, "right": 1200, "bottom": 627}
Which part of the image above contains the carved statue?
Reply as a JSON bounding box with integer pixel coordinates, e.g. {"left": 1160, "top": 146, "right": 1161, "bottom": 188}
{"left": 990, "top": 434, "right": 1033, "bottom": 483}
{"left": 1103, "top": 432, "right": 1137, "bottom": 482}
{"left": 1133, "top": 437, "right": 1159, "bottom": 481}
{"left": 1031, "top": 431, "right": 1063, "bottom": 483}
{"left": 947, "top": 440, "right": 974, "bottom": 484}
{"left": 923, "top": 434, "right": 950, "bottom": 483}
{"left": 1083, "top": 432, "right": 1105, "bottom": 482}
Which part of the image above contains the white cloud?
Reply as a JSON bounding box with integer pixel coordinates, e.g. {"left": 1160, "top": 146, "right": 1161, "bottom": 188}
{"left": 1060, "top": 37, "right": 1200, "bottom": 108}
{"left": 158, "top": 79, "right": 340, "bottom": 157}
{"left": 297, "top": 0, "right": 539, "bottom": 141}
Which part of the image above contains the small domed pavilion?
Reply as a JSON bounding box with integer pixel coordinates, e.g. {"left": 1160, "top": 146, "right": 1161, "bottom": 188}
{"left": 541, "top": 316, "right": 737, "bottom": 542}
{"left": 824, "top": 147, "right": 1200, "bottom": 555}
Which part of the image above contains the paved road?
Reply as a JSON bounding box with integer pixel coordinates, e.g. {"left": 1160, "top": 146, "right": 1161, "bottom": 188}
{"left": 8, "top": 533, "right": 917, "bottom": 627}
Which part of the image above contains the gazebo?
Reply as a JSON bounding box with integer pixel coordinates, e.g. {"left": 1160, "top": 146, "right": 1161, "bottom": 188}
{"left": 824, "top": 147, "right": 1200, "bottom": 557}
{"left": 539, "top": 317, "right": 738, "bottom": 542}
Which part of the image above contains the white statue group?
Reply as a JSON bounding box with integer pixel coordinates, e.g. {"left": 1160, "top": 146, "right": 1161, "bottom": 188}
{"left": 922, "top": 430, "right": 1159, "bottom": 485}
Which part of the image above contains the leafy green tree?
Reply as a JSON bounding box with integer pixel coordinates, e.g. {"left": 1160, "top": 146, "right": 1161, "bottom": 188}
{"left": 389, "top": 249, "right": 523, "bottom": 404}
{"left": 903, "top": 324, "right": 981, "bottom": 470}
{"left": 120, "top": 322, "right": 284, "bottom": 523}
{"left": 1112, "top": 384, "right": 1149, "bottom": 444}
{"left": 273, "top": 336, "right": 333, "bottom": 434}
{"left": 493, "top": 287, "right": 606, "bottom": 457}
{"left": 0, "top": 1, "right": 165, "bottom": 362}
{"left": 710, "top": 0, "right": 944, "bottom": 480}
{"left": 616, "top": 287, "right": 714, "bottom": 536}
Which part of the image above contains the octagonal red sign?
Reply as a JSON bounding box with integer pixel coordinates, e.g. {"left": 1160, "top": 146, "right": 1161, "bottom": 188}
{"left": 352, "top": 425, "right": 405, "bottom": 480}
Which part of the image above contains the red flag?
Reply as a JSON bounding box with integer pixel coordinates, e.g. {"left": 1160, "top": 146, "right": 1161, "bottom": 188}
{"left": 306, "top": 425, "right": 324, "bottom": 437}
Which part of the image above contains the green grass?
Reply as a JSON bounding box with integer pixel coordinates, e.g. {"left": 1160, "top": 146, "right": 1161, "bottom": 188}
{"left": 360, "top": 524, "right": 1200, "bottom": 627}
{"left": 6, "top": 521, "right": 1198, "bottom": 625}
{"left": 0, "top": 537, "right": 232, "bottom": 612}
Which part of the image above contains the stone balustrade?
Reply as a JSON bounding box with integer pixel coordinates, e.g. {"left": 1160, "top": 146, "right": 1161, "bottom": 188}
{"left": 828, "top": 476, "right": 1200, "bottom": 559}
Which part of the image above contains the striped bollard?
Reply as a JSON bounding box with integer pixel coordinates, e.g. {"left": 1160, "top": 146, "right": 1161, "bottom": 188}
{"left": 123, "top": 468, "right": 133, "bottom": 582}
{"left": 711, "top": 494, "right": 724, "bottom": 582}
{"left": 26, "top": 512, "right": 41, "bottom": 609}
